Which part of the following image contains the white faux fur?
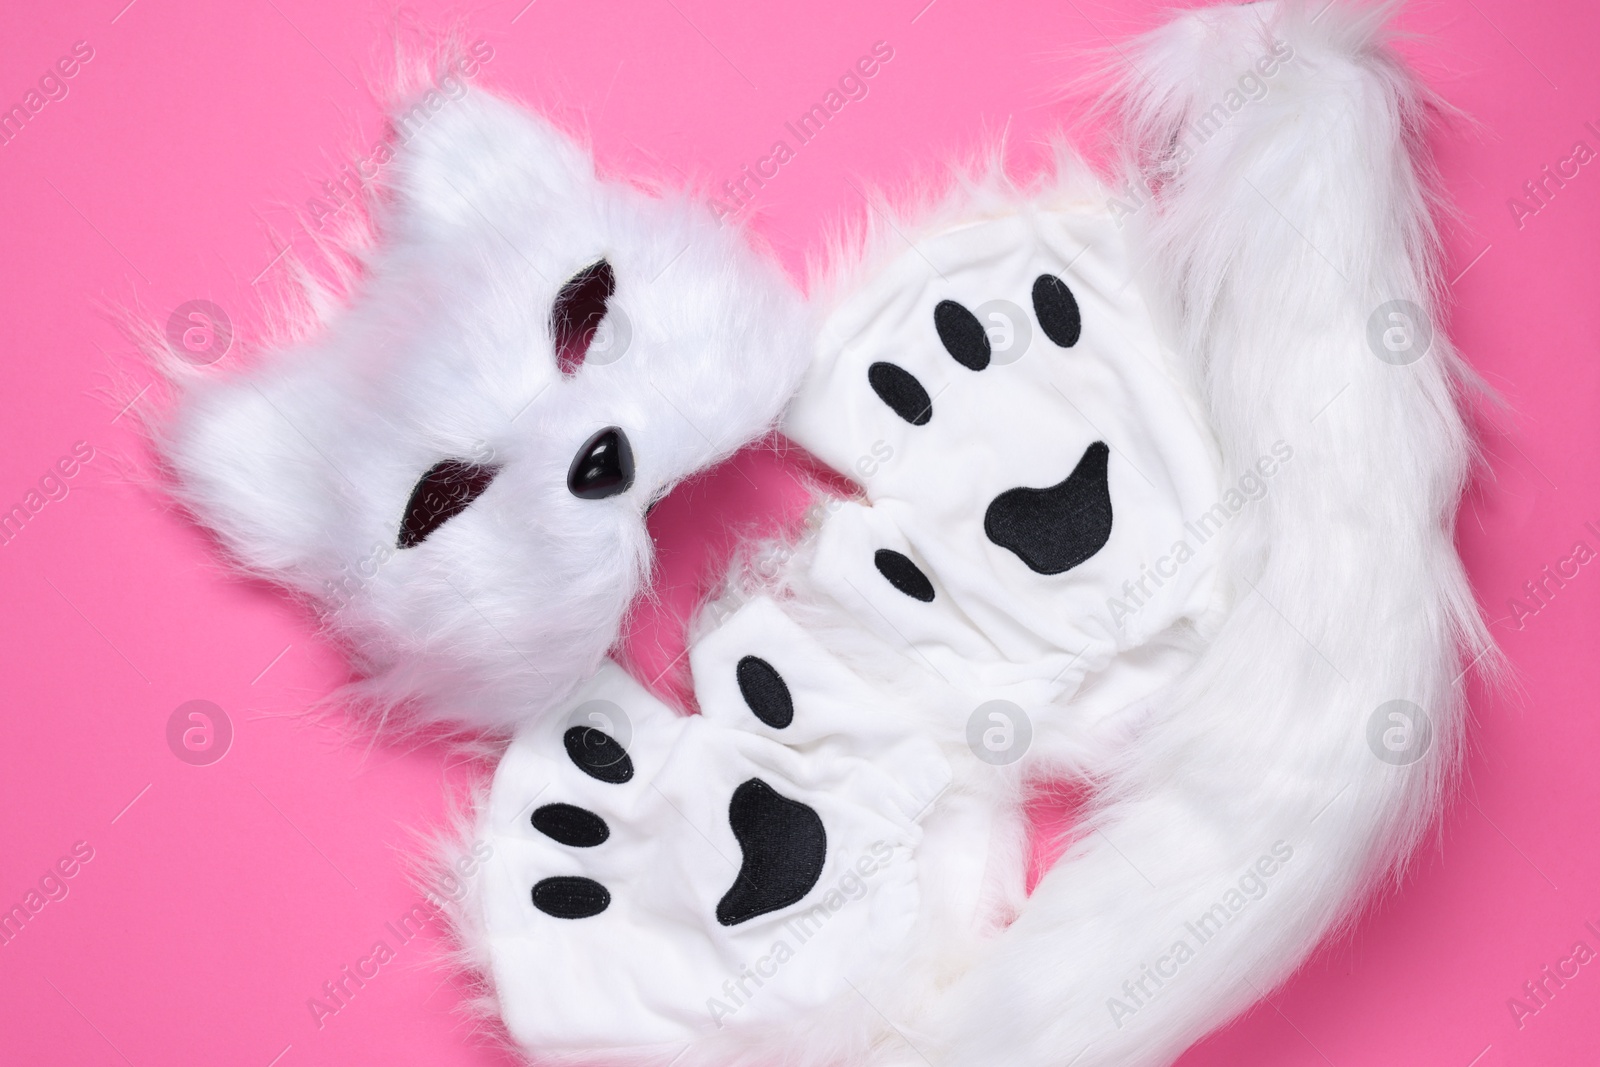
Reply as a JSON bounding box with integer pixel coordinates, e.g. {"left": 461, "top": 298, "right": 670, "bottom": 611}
{"left": 161, "top": 86, "right": 812, "bottom": 734}
{"left": 927, "top": 4, "right": 1488, "bottom": 1066}
{"left": 164, "top": 5, "right": 1485, "bottom": 1066}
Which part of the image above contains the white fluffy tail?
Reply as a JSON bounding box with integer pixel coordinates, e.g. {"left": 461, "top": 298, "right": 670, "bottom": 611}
{"left": 936, "top": 5, "right": 1487, "bottom": 1065}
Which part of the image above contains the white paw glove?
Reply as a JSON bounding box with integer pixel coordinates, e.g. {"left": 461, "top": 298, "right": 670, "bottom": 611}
{"left": 785, "top": 210, "right": 1224, "bottom": 707}
{"left": 474, "top": 597, "right": 952, "bottom": 1052}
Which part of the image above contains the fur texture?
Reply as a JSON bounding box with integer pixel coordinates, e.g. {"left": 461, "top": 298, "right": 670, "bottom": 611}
{"left": 926, "top": 5, "right": 1488, "bottom": 1066}
{"left": 164, "top": 5, "right": 1484, "bottom": 1065}
{"left": 161, "top": 88, "right": 812, "bottom": 734}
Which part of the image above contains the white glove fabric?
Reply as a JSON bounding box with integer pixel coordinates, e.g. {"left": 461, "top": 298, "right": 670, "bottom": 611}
{"left": 785, "top": 210, "right": 1222, "bottom": 708}
{"left": 477, "top": 596, "right": 952, "bottom": 1051}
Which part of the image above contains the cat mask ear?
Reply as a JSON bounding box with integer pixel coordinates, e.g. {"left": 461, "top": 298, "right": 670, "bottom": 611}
{"left": 388, "top": 89, "right": 601, "bottom": 238}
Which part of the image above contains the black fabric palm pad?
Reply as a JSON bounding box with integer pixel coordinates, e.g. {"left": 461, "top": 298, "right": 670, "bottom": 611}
{"left": 716, "top": 778, "right": 827, "bottom": 926}
{"left": 984, "top": 441, "right": 1113, "bottom": 575}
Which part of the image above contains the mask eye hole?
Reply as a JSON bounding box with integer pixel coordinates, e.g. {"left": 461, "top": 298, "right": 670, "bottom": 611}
{"left": 552, "top": 259, "right": 615, "bottom": 375}
{"left": 398, "top": 460, "right": 499, "bottom": 549}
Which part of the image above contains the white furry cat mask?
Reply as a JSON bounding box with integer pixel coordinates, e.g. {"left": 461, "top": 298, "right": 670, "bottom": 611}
{"left": 165, "top": 93, "right": 810, "bottom": 732}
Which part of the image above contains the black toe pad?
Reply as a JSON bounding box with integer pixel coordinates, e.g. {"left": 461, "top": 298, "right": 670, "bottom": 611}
{"left": 736, "top": 656, "right": 794, "bottom": 729}
{"left": 532, "top": 803, "right": 610, "bottom": 847}
{"left": 868, "top": 361, "right": 933, "bottom": 426}
{"left": 563, "top": 726, "right": 634, "bottom": 784}
{"left": 533, "top": 875, "right": 611, "bottom": 919}
{"left": 873, "top": 548, "right": 935, "bottom": 602}
{"left": 1031, "top": 274, "right": 1082, "bottom": 348}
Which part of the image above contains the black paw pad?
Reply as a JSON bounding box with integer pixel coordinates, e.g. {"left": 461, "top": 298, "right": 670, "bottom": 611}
{"left": 533, "top": 875, "right": 611, "bottom": 919}
{"left": 874, "top": 548, "right": 935, "bottom": 602}
{"left": 984, "top": 441, "right": 1112, "bottom": 575}
{"left": 716, "top": 778, "right": 826, "bottom": 926}
{"left": 934, "top": 300, "right": 991, "bottom": 371}
{"left": 736, "top": 656, "right": 793, "bottom": 729}
{"left": 1032, "top": 275, "right": 1082, "bottom": 348}
{"left": 532, "top": 803, "right": 610, "bottom": 847}
{"left": 563, "top": 726, "right": 635, "bottom": 784}
{"left": 868, "top": 361, "right": 933, "bottom": 426}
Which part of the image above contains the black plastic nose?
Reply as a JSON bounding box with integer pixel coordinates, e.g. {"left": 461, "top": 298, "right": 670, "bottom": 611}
{"left": 567, "top": 427, "right": 635, "bottom": 500}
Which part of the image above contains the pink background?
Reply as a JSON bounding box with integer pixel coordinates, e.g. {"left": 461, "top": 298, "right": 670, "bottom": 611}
{"left": 1, "top": 0, "right": 1595, "bottom": 1064}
